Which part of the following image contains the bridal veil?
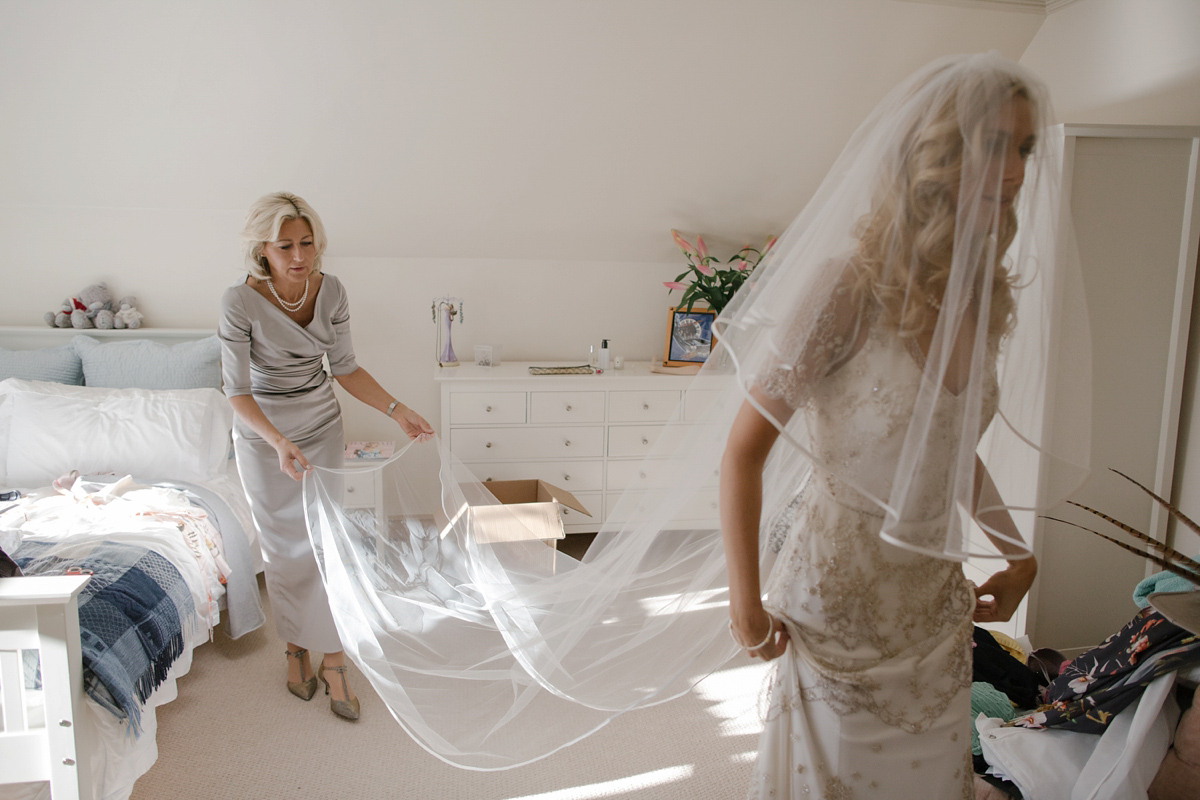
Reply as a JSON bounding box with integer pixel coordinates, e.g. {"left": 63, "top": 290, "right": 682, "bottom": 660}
{"left": 302, "top": 51, "right": 1090, "bottom": 769}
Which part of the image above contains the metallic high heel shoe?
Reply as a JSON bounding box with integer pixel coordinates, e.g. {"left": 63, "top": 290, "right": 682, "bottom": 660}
{"left": 318, "top": 662, "right": 360, "bottom": 721}
{"left": 285, "top": 647, "right": 318, "bottom": 701}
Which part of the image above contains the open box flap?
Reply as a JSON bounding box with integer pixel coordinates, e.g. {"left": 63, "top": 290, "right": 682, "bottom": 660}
{"left": 534, "top": 480, "right": 591, "bottom": 517}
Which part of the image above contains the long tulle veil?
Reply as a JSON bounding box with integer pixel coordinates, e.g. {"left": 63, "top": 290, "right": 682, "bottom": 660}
{"left": 302, "top": 51, "right": 1090, "bottom": 769}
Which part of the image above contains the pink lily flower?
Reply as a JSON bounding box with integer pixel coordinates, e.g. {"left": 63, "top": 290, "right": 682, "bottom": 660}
{"left": 735, "top": 258, "right": 752, "bottom": 271}
{"left": 763, "top": 235, "right": 778, "bottom": 254}
{"left": 663, "top": 281, "right": 688, "bottom": 290}
{"left": 672, "top": 230, "right": 697, "bottom": 256}
{"left": 695, "top": 262, "right": 715, "bottom": 276}
{"left": 696, "top": 235, "right": 710, "bottom": 260}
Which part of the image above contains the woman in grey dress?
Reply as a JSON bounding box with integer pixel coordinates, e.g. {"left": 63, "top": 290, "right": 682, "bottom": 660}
{"left": 219, "top": 192, "right": 433, "bottom": 720}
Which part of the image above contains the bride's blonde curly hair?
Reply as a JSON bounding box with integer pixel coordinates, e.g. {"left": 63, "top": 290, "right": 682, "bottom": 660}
{"left": 850, "top": 69, "right": 1033, "bottom": 341}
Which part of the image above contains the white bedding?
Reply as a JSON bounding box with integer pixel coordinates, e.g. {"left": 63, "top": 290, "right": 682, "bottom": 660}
{"left": 0, "top": 467, "right": 260, "bottom": 800}
{"left": 0, "top": 329, "right": 260, "bottom": 800}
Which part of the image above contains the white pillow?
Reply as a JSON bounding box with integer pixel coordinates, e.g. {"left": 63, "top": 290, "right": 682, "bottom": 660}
{"left": 0, "top": 378, "right": 232, "bottom": 489}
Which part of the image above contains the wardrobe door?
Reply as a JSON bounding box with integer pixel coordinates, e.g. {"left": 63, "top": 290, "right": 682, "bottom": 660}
{"left": 1025, "top": 127, "right": 1200, "bottom": 653}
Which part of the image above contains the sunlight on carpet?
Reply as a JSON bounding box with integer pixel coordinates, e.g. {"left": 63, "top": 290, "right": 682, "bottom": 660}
{"left": 500, "top": 765, "right": 695, "bottom": 800}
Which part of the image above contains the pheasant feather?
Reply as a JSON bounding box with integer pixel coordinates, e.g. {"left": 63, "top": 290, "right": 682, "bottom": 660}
{"left": 1041, "top": 516, "right": 1200, "bottom": 583}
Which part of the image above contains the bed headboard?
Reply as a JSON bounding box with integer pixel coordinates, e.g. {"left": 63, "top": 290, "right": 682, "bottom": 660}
{"left": 0, "top": 325, "right": 214, "bottom": 350}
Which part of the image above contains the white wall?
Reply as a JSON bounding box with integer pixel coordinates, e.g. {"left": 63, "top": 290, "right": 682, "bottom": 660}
{"left": 1022, "top": 0, "right": 1200, "bottom": 544}
{"left": 1021, "top": 0, "right": 1200, "bottom": 126}
{"left": 0, "top": 0, "right": 1046, "bottom": 502}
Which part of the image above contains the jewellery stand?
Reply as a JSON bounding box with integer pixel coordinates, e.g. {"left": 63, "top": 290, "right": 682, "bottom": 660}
{"left": 432, "top": 296, "right": 464, "bottom": 367}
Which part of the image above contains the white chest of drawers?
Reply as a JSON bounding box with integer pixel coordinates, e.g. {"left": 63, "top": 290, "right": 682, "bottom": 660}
{"left": 435, "top": 362, "right": 702, "bottom": 533}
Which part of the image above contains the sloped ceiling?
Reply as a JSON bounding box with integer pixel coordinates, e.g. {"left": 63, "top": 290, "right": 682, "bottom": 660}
{"left": 0, "top": 0, "right": 1046, "bottom": 263}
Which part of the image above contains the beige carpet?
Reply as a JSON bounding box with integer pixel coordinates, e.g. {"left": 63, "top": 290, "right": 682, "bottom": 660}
{"left": 130, "top": 573, "right": 768, "bottom": 800}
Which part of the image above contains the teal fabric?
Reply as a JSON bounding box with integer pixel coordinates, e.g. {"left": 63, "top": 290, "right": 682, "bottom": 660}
{"left": 971, "top": 681, "right": 1019, "bottom": 755}
{"left": 1133, "top": 564, "right": 1199, "bottom": 609}
{"left": 0, "top": 344, "right": 84, "bottom": 384}
{"left": 73, "top": 334, "right": 221, "bottom": 390}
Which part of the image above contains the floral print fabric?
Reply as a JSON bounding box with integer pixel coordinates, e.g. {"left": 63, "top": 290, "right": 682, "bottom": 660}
{"left": 1009, "top": 609, "right": 1200, "bottom": 734}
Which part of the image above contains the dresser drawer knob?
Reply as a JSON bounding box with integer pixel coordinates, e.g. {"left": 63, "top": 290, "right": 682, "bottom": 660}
{"left": 485, "top": 442, "right": 493, "bottom": 448}
{"left": 564, "top": 439, "right": 571, "bottom": 447}
{"left": 638, "top": 471, "right": 646, "bottom": 480}
{"left": 641, "top": 437, "right": 649, "bottom": 446}
{"left": 563, "top": 474, "right": 570, "bottom": 481}
{"left": 485, "top": 477, "right": 493, "bottom": 482}
{"left": 346, "top": 486, "right": 355, "bottom": 493}
{"left": 485, "top": 405, "right": 493, "bottom": 412}
{"left": 643, "top": 403, "right": 650, "bottom": 410}
{"left": 565, "top": 404, "right": 572, "bottom": 412}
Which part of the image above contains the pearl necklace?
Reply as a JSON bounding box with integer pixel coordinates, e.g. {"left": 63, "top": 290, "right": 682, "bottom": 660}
{"left": 267, "top": 277, "right": 309, "bottom": 312}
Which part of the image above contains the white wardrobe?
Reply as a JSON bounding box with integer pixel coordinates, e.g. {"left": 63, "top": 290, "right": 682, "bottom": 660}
{"left": 1018, "top": 125, "right": 1200, "bottom": 654}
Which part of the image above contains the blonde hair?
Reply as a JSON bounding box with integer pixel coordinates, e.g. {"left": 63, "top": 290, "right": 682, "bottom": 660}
{"left": 850, "top": 70, "right": 1033, "bottom": 341}
{"left": 240, "top": 192, "right": 328, "bottom": 280}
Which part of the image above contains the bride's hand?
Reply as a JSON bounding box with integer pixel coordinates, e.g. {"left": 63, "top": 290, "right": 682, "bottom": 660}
{"left": 973, "top": 557, "right": 1037, "bottom": 622}
{"left": 732, "top": 611, "right": 790, "bottom": 662}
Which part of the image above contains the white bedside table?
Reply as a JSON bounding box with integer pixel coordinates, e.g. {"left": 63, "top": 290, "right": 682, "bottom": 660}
{"left": 341, "top": 461, "right": 386, "bottom": 521}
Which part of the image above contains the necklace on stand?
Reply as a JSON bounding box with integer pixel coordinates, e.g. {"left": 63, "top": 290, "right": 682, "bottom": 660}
{"left": 267, "top": 277, "right": 309, "bottom": 312}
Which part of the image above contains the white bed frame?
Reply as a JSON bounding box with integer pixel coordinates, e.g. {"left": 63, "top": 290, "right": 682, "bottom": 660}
{"left": 0, "top": 325, "right": 216, "bottom": 800}
{"left": 0, "top": 576, "right": 93, "bottom": 799}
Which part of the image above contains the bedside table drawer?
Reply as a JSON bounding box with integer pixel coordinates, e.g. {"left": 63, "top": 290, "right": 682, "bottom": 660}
{"left": 530, "top": 391, "right": 605, "bottom": 424}
{"left": 448, "top": 391, "right": 527, "bottom": 424}
{"left": 468, "top": 459, "right": 604, "bottom": 491}
{"left": 451, "top": 426, "right": 605, "bottom": 461}
{"left": 342, "top": 468, "right": 377, "bottom": 508}
{"left": 609, "top": 390, "right": 681, "bottom": 423}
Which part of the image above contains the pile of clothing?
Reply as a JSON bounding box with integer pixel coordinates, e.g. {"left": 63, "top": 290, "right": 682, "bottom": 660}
{"left": 970, "top": 570, "right": 1200, "bottom": 800}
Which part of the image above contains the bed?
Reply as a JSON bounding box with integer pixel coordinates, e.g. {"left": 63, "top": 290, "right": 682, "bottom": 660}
{"left": 0, "top": 326, "right": 264, "bottom": 800}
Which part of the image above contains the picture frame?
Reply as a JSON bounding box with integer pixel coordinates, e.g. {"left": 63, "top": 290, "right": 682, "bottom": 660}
{"left": 663, "top": 306, "right": 717, "bottom": 367}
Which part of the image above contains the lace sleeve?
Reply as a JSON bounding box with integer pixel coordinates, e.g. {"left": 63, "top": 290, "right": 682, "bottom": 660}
{"left": 756, "top": 272, "right": 866, "bottom": 410}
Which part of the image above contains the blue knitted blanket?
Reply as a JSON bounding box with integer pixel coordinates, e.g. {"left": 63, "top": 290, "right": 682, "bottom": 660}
{"left": 17, "top": 539, "right": 194, "bottom": 734}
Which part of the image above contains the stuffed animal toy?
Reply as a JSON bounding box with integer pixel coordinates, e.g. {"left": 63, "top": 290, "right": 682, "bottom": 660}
{"left": 74, "top": 283, "right": 113, "bottom": 329}
{"left": 43, "top": 283, "right": 115, "bottom": 328}
{"left": 44, "top": 298, "right": 77, "bottom": 327}
{"left": 113, "top": 296, "right": 144, "bottom": 329}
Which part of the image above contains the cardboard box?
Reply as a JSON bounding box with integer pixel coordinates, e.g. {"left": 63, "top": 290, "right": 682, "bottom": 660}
{"left": 436, "top": 479, "right": 591, "bottom": 544}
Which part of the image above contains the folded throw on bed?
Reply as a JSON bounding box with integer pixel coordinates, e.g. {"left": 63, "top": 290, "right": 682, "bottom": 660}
{"left": 16, "top": 539, "right": 195, "bottom": 734}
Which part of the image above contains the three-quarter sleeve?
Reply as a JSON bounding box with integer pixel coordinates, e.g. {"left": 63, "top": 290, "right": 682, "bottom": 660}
{"left": 755, "top": 276, "right": 865, "bottom": 411}
{"left": 218, "top": 287, "right": 254, "bottom": 398}
{"left": 325, "top": 275, "right": 359, "bottom": 376}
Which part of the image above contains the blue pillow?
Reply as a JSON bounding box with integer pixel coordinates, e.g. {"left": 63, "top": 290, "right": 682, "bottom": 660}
{"left": 73, "top": 334, "right": 222, "bottom": 390}
{"left": 0, "top": 344, "right": 84, "bottom": 385}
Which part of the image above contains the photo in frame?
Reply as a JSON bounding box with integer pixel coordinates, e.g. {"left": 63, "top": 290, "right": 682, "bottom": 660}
{"left": 663, "top": 306, "right": 717, "bottom": 367}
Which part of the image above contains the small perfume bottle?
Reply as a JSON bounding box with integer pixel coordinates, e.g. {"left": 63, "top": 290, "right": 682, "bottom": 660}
{"left": 598, "top": 339, "right": 610, "bottom": 371}
{"left": 589, "top": 345, "right": 598, "bottom": 369}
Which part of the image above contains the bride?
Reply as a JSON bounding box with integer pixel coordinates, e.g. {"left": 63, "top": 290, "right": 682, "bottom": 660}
{"left": 720, "top": 52, "right": 1088, "bottom": 797}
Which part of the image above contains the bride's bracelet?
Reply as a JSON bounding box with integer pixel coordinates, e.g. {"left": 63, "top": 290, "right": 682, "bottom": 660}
{"left": 729, "top": 613, "right": 774, "bottom": 652}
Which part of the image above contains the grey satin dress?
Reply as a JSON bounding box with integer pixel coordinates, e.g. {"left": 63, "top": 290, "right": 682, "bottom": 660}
{"left": 218, "top": 274, "right": 355, "bottom": 653}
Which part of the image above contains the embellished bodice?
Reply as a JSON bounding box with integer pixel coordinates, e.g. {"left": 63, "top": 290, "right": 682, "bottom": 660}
{"left": 802, "top": 320, "right": 1000, "bottom": 523}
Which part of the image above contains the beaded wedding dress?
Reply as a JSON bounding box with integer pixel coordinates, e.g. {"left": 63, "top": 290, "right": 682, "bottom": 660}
{"left": 749, "top": 317, "right": 998, "bottom": 798}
